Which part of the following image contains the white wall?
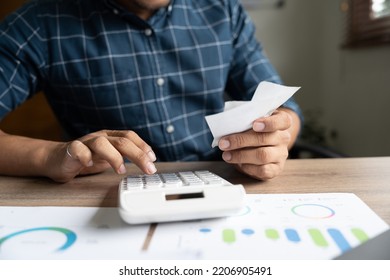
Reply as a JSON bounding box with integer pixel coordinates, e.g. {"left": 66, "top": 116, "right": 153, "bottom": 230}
{"left": 248, "top": 0, "right": 390, "bottom": 156}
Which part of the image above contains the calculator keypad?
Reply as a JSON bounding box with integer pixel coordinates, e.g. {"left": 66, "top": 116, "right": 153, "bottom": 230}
{"left": 121, "top": 170, "right": 230, "bottom": 192}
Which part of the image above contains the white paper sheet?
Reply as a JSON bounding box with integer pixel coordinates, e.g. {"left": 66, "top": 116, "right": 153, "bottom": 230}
{"left": 0, "top": 193, "right": 388, "bottom": 260}
{"left": 205, "top": 81, "right": 300, "bottom": 147}
{"left": 0, "top": 207, "right": 150, "bottom": 259}
{"left": 148, "top": 193, "right": 389, "bottom": 260}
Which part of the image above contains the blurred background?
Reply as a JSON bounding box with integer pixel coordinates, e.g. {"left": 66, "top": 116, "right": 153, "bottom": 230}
{"left": 246, "top": 0, "right": 390, "bottom": 157}
{"left": 1, "top": 0, "right": 390, "bottom": 157}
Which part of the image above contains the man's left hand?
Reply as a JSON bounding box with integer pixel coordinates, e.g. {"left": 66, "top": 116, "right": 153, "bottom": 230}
{"left": 218, "top": 109, "right": 299, "bottom": 180}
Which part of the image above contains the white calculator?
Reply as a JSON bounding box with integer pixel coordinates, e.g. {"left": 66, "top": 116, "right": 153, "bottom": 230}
{"left": 118, "top": 170, "right": 246, "bottom": 224}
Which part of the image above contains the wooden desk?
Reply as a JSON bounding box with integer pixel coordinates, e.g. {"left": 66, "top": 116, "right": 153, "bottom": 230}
{"left": 0, "top": 157, "right": 389, "bottom": 224}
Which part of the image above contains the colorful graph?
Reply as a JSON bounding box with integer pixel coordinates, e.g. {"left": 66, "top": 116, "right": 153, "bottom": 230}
{"left": 0, "top": 193, "right": 388, "bottom": 260}
{"left": 0, "top": 227, "right": 77, "bottom": 253}
{"left": 198, "top": 226, "right": 369, "bottom": 253}
{"left": 144, "top": 193, "right": 390, "bottom": 259}
{"left": 291, "top": 204, "right": 335, "bottom": 219}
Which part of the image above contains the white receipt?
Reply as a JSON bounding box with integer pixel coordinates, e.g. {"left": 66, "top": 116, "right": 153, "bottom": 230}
{"left": 205, "top": 81, "right": 300, "bottom": 147}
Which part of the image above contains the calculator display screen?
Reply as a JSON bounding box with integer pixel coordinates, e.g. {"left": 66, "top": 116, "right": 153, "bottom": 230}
{"left": 165, "top": 192, "right": 204, "bottom": 201}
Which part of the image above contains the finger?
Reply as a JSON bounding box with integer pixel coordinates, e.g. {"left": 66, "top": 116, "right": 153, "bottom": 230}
{"left": 222, "top": 146, "right": 288, "bottom": 165}
{"left": 83, "top": 136, "right": 127, "bottom": 174}
{"left": 253, "top": 110, "right": 292, "bottom": 133}
{"left": 107, "top": 135, "right": 157, "bottom": 175}
{"left": 107, "top": 130, "right": 156, "bottom": 161}
{"left": 67, "top": 140, "right": 93, "bottom": 167}
{"left": 219, "top": 130, "right": 291, "bottom": 151}
{"left": 236, "top": 162, "right": 285, "bottom": 180}
{"left": 219, "top": 131, "right": 273, "bottom": 151}
{"left": 78, "top": 160, "right": 111, "bottom": 176}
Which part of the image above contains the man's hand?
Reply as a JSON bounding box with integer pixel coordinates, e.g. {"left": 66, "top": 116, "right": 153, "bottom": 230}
{"left": 218, "top": 109, "right": 300, "bottom": 180}
{"left": 47, "top": 130, "right": 157, "bottom": 183}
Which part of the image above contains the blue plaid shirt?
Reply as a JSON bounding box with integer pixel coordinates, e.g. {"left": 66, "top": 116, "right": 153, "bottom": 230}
{"left": 0, "top": 0, "right": 301, "bottom": 162}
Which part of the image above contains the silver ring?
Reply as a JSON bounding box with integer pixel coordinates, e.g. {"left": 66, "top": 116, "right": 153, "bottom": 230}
{"left": 66, "top": 144, "right": 74, "bottom": 159}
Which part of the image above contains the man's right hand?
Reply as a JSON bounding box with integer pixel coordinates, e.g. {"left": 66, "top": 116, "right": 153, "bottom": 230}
{"left": 46, "top": 130, "right": 157, "bottom": 182}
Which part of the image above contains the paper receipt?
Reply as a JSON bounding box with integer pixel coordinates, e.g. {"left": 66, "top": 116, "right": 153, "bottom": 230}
{"left": 205, "top": 81, "right": 300, "bottom": 147}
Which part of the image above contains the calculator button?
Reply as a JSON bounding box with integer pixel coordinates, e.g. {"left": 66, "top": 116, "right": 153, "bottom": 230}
{"left": 195, "top": 171, "right": 225, "bottom": 185}
{"left": 178, "top": 172, "right": 204, "bottom": 186}
{"left": 164, "top": 181, "right": 183, "bottom": 187}
{"left": 144, "top": 174, "right": 163, "bottom": 188}
{"left": 185, "top": 179, "right": 204, "bottom": 186}
{"left": 145, "top": 183, "right": 163, "bottom": 189}
{"left": 161, "top": 173, "right": 183, "bottom": 187}
{"left": 125, "top": 176, "right": 144, "bottom": 190}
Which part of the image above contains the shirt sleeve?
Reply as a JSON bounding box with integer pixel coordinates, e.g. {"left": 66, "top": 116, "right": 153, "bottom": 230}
{"left": 225, "top": 0, "right": 303, "bottom": 121}
{"left": 0, "top": 3, "right": 46, "bottom": 120}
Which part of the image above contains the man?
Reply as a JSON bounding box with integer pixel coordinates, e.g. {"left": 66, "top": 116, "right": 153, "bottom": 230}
{"left": 0, "top": 0, "right": 302, "bottom": 183}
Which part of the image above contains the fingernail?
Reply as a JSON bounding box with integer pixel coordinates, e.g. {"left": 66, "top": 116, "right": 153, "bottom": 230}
{"left": 87, "top": 160, "right": 94, "bottom": 167}
{"left": 118, "top": 164, "right": 127, "bottom": 175}
{"left": 219, "top": 139, "right": 230, "bottom": 150}
{"left": 147, "top": 162, "right": 157, "bottom": 174}
{"left": 147, "top": 150, "right": 157, "bottom": 162}
{"left": 222, "top": 152, "right": 232, "bottom": 161}
{"left": 253, "top": 122, "right": 265, "bottom": 132}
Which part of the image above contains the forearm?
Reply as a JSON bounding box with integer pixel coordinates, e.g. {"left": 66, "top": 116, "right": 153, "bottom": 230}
{"left": 0, "top": 129, "right": 59, "bottom": 178}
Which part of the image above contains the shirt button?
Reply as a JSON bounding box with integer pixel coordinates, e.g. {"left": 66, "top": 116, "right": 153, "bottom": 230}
{"left": 144, "top": 28, "right": 153, "bottom": 36}
{"left": 113, "top": 9, "right": 119, "bottom": 15}
{"left": 156, "top": 78, "right": 165, "bottom": 86}
{"left": 166, "top": 125, "right": 175, "bottom": 134}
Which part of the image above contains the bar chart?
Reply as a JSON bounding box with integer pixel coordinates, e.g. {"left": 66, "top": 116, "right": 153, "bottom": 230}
{"left": 197, "top": 226, "right": 369, "bottom": 252}
{"left": 149, "top": 193, "right": 389, "bottom": 259}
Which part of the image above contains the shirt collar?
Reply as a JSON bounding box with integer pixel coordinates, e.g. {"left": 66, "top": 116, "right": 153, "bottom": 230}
{"left": 103, "top": 0, "right": 174, "bottom": 20}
